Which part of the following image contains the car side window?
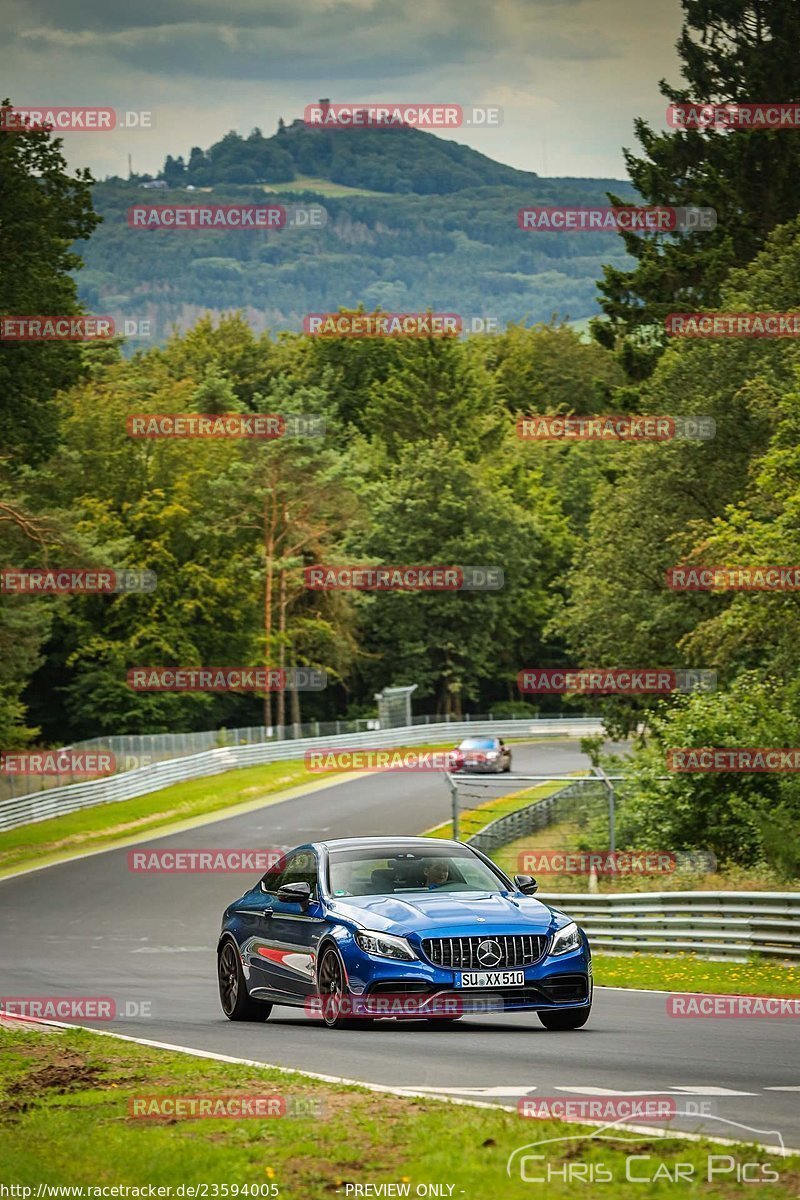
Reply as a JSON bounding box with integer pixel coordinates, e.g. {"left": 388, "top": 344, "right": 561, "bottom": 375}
{"left": 260, "top": 854, "right": 290, "bottom": 895}
{"left": 262, "top": 851, "right": 318, "bottom": 899}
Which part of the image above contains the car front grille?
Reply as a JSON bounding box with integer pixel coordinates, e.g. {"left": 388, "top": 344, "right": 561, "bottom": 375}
{"left": 421, "top": 934, "right": 548, "bottom": 969}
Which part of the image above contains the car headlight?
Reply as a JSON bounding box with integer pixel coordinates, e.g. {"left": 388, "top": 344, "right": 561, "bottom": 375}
{"left": 486, "top": 750, "right": 500, "bottom": 760}
{"left": 549, "top": 922, "right": 582, "bottom": 956}
{"left": 355, "top": 931, "right": 417, "bottom": 961}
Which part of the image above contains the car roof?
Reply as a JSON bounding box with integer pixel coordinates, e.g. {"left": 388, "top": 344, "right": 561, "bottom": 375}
{"left": 316, "top": 835, "right": 464, "bottom": 851}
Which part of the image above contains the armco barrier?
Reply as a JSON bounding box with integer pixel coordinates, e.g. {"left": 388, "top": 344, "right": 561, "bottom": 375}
{"left": 0, "top": 718, "right": 602, "bottom": 832}
{"left": 537, "top": 891, "right": 800, "bottom": 961}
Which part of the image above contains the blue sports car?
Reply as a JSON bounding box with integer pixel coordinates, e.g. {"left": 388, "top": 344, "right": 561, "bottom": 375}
{"left": 217, "top": 836, "right": 592, "bottom": 1029}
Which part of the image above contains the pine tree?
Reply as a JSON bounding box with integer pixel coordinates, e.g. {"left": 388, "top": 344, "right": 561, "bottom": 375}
{"left": 594, "top": 0, "right": 800, "bottom": 378}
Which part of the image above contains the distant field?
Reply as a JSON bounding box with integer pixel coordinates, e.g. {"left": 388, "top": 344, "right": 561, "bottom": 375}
{"left": 263, "top": 177, "right": 388, "bottom": 197}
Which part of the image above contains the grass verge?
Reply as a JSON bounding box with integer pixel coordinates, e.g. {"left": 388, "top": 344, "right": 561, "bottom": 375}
{"left": 0, "top": 760, "right": 320, "bottom": 878}
{"left": 592, "top": 952, "right": 800, "bottom": 997}
{"left": 1, "top": 1024, "right": 797, "bottom": 1198}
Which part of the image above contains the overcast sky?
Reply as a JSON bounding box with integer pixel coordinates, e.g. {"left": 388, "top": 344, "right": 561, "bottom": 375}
{"left": 2, "top": 0, "right": 685, "bottom": 181}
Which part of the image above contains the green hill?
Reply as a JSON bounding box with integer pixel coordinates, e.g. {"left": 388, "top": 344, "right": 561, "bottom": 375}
{"left": 78, "top": 117, "right": 637, "bottom": 341}
{"left": 157, "top": 117, "right": 542, "bottom": 195}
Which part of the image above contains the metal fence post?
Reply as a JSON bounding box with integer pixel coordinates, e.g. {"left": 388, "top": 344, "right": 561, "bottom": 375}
{"left": 592, "top": 765, "right": 616, "bottom": 853}
{"left": 447, "top": 772, "right": 459, "bottom": 840}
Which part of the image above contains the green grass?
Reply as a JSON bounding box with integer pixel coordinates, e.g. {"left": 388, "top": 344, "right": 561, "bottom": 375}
{"left": 593, "top": 952, "right": 800, "bottom": 997}
{"left": 0, "top": 759, "right": 321, "bottom": 878}
{"left": 1, "top": 1025, "right": 797, "bottom": 1198}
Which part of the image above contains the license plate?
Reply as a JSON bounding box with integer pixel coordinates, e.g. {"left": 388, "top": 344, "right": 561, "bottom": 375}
{"left": 458, "top": 970, "right": 525, "bottom": 988}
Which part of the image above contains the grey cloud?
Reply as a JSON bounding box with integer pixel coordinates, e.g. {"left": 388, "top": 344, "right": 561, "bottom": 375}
{"left": 11, "top": 0, "right": 617, "bottom": 83}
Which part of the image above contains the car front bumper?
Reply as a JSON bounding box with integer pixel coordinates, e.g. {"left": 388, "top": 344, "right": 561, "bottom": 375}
{"left": 454, "top": 759, "right": 505, "bottom": 773}
{"left": 341, "top": 939, "right": 592, "bottom": 1014}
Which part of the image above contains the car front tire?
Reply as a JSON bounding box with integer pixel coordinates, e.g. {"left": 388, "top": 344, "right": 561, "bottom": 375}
{"left": 315, "top": 944, "right": 360, "bottom": 1028}
{"left": 218, "top": 937, "right": 272, "bottom": 1022}
{"left": 538, "top": 1003, "right": 591, "bottom": 1030}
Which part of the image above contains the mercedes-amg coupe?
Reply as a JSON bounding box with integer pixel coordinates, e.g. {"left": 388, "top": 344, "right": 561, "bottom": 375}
{"left": 217, "top": 836, "right": 592, "bottom": 1029}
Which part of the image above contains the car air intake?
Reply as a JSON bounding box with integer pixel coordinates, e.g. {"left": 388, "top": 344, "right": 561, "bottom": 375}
{"left": 538, "top": 974, "right": 589, "bottom": 1003}
{"left": 421, "top": 934, "right": 547, "bottom": 969}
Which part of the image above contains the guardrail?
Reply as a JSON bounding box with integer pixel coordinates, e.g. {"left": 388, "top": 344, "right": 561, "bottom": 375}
{"left": 0, "top": 717, "right": 603, "bottom": 833}
{"left": 6, "top": 709, "right": 592, "bottom": 795}
{"left": 539, "top": 891, "right": 800, "bottom": 961}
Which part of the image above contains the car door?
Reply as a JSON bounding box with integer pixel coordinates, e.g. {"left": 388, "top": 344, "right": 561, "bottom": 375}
{"left": 249, "top": 849, "right": 326, "bottom": 1000}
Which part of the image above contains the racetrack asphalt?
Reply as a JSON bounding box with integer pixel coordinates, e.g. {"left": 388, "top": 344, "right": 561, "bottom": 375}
{"left": 1, "top": 741, "right": 797, "bottom": 1152}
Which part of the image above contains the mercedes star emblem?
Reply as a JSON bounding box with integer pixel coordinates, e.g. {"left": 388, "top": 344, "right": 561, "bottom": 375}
{"left": 476, "top": 939, "right": 503, "bottom": 968}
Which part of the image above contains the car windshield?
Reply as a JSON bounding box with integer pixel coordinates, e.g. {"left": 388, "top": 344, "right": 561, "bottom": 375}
{"left": 459, "top": 738, "right": 497, "bottom": 750}
{"left": 327, "top": 845, "right": 507, "bottom": 897}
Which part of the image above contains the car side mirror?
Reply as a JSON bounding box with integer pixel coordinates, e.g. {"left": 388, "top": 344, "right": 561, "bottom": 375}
{"left": 514, "top": 874, "right": 538, "bottom": 895}
{"left": 277, "top": 881, "right": 311, "bottom": 906}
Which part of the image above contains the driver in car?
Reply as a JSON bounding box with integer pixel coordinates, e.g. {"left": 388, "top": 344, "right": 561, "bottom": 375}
{"left": 423, "top": 859, "right": 450, "bottom": 889}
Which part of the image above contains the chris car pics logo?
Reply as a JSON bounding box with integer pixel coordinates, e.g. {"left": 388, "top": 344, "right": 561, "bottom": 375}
{"left": 507, "top": 1113, "right": 787, "bottom": 1184}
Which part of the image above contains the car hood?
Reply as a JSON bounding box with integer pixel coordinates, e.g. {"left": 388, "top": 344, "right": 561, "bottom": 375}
{"left": 327, "top": 891, "right": 561, "bottom": 936}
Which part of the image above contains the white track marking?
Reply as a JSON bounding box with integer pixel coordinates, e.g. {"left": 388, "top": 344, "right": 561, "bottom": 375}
{"left": 411, "top": 1086, "right": 535, "bottom": 1097}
